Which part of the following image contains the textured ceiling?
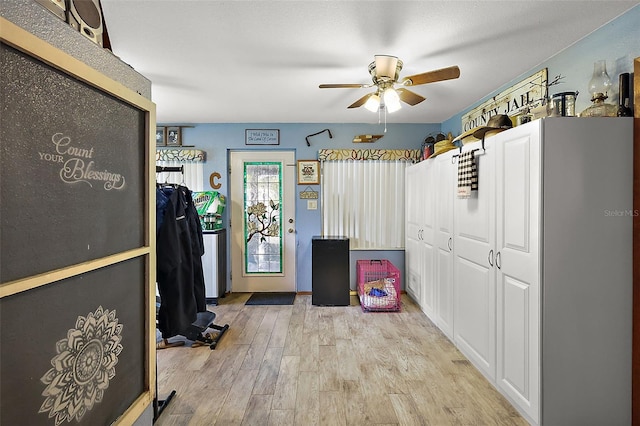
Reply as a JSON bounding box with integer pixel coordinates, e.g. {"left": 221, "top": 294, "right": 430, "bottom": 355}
{"left": 100, "top": 1, "right": 638, "bottom": 124}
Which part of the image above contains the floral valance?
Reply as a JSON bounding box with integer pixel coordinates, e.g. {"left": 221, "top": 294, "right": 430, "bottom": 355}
{"left": 156, "top": 149, "right": 206, "bottom": 162}
{"left": 318, "top": 149, "right": 421, "bottom": 162}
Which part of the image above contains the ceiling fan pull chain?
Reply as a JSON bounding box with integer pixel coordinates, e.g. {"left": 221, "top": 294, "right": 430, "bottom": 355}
{"left": 384, "top": 106, "right": 388, "bottom": 133}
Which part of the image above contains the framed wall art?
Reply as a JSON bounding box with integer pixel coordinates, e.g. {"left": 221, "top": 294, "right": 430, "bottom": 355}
{"left": 245, "top": 129, "right": 279, "bottom": 145}
{"left": 297, "top": 160, "right": 320, "bottom": 185}
{"left": 156, "top": 126, "right": 166, "bottom": 146}
{"left": 0, "top": 18, "right": 156, "bottom": 425}
{"left": 166, "top": 126, "right": 182, "bottom": 146}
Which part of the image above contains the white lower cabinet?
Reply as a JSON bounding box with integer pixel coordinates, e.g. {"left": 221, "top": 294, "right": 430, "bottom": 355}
{"left": 405, "top": 118, "right": 633, "bottom": 425}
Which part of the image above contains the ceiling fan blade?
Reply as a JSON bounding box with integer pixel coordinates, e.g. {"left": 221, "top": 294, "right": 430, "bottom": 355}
{"left": 396, "top": 88, "right": 426, "bottom": 106}
{"left": 348, "top": 93, "right": 375, "bottom": 109}
{"left": 319, "top": 83, "right": 367, "bottom": 89}
{"left": 401, "top": 65, "right": 460, "bottom": 86}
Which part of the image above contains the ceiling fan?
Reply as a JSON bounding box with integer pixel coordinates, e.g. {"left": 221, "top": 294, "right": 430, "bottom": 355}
{"left": 319, "top": 55, "right": 460, "bottom": 113}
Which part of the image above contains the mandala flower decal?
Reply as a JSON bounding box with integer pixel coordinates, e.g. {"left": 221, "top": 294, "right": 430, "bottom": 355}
{"left": 39, "top": 306, "right": 123, "bottom": 425}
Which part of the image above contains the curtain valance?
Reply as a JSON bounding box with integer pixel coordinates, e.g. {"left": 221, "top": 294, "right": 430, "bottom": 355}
{"left": 156, "top": 149, "right": 206, "bottom": 163}
{"left": 318, "top": 149, "right": 421, "bottom": 162}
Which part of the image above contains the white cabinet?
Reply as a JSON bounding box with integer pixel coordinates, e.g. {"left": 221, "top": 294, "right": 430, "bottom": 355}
{"left": 405, "top": 161, "right": 425, "bottom": 307}
{"left": 433, "top": 151, "right": 455, "bottom": 338}
{"left": 405, "top": 153, "right": 446, "bottom": 329}
{"left": 494, "top": 122, "right": 541, "bottom": 422}
{"left": 202, "top": 229, "right": 227, "bottom": 303}
{"left": 405, "top": 118, "right": 632, "bottom": 425}
{"left": 453, "top": 138, "right": 498, "bottom": 382}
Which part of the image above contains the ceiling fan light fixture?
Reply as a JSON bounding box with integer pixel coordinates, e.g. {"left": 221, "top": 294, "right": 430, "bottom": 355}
{"left": 375, "top": 55, "right": 399, "bottom": 79}
{"left": 383, "top": 88, "right": 401, "bottom": 113}
{"left": 364, "top": 94, "right": 381, "bottom": 112}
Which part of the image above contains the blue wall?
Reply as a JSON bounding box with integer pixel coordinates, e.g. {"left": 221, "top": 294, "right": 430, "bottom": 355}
{"left": 164, "top": 5, "right": 639, "bottom": 294}
{"left": 442, "top": 5, "right": 640, "bottom": 135}
{"left": 176, "top": 123, "right": 438, "bottom": 292}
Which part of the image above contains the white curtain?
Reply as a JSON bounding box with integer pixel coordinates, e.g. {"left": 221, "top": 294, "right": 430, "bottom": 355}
{"left": 321, "top": 160, "right": 407, "bottom": 249}
{"left": 156, "top": 160, "right": 204, "bottom": 191}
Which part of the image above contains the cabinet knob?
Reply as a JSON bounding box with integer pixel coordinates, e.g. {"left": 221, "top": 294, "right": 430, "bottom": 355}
{"left": 448, "top": 237, "right": 453, "bottom": 251}
{"left": 488, "top": 249, "right": 494, "bottom": 267}
{"left": 496, "top": 251, "right": 502, "bottom": 269}
{"left": 288, "top": 228, "right": 294, "bottom": 233}
{"left": 289, "top": 218, "right": 294, "bottom": 223}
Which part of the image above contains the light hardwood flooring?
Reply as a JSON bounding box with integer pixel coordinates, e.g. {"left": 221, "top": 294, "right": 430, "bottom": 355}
{"left": 154, "top": 293, "right": 527, "bottom": 426}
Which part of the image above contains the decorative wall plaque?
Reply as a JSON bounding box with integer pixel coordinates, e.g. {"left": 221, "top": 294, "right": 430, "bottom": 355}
{"left": 461, "top": 68, "right": 548, "bottom": 133}
{"left": 245, "top": 129, "right": 279, "bottom": 145}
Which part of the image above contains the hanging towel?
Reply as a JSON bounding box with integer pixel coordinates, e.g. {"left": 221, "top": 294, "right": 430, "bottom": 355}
{"left": 457, "top": 150, "right": 478, "bottom": 199}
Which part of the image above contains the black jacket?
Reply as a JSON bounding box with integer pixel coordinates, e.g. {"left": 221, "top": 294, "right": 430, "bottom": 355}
{"left": 156, "top": 186, "right": 205, "bottom": 338}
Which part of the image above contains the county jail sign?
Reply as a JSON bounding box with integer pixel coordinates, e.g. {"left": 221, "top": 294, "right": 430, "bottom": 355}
{"left": 461, "top": 68, "right": 548, "bottom": 132}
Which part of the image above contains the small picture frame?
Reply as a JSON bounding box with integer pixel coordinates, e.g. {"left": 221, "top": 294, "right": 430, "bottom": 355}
{"left": 245, "top": 129, "right": 279, "bottom": 145}
{"left": 166, "top": 126, "right": 182, "bottom": 146}
{"left": 156, "top": 126, "right": 166, "bottom": 146}
{"left": 297, "top": 160, "right": 320, "bottom": 185}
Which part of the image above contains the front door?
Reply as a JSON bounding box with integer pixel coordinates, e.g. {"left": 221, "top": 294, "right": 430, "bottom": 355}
{"left": 229, "top": 151, "right": 296, "bottom": 292}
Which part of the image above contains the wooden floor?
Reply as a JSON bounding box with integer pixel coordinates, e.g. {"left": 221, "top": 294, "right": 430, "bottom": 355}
{"left": 154, "top": 293, "right": 527, "bottom": 426}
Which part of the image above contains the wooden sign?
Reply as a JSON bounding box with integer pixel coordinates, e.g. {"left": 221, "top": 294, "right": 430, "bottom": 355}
{"left": 461, "top": 68, "right": 548, "bottom": 133}
{"left": 299, "top": 187, "right": 318, "bottom": 199}
{"left": 353, "top": 134, "right": 383, "bottom": 143}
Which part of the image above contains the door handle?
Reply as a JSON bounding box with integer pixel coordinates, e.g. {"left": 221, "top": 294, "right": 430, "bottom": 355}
{"left": 488, "top": 249, "right": 494, "bottom": 267}
{"left": 448, "top": 237, "right": 452, "bottom": 251}
{"left": 496, "top": 251, "right": 502, "bottom": 269}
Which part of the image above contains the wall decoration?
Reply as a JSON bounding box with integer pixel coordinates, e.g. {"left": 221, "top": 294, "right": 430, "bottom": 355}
{"left": 1, "top": 257, "right": 146, "bottom": 426}
{"left": 166, "top": 126, "right": 182, "bottom": 146}
{"left": 461, "top": 68, "right": 548, "bottom": 133}
{"left": 39, "top": 306, "right": 124, "bottom": 424}
{"left": 297, "top": 160, "right": 320, "bottom": 184}
{"left": 353, "top": 134, "right": 383, "bottom": 143}
{"left": 299, "top": 186, "right": 318, "bottom": 199}
{"left": 210, "top": 171, "right": 222, "bottom": 189}
{"left": 305, "top": 128, "right": 332, "bottom": 147}
{"left": 156, "top": 126, "right": 166, "bottom": 146}
{"left": 245, "top": 129, "right": 279, "bottom": 145}
{"left": 1, "top": 28, "right": 145, "bottom": 283}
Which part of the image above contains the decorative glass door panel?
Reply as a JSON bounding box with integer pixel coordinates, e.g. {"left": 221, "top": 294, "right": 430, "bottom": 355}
{"left": 244, "top": 162, "right": 283, "bottom": 274}
{"left": 230, "top": 151, "right": 296, "bottom": 293}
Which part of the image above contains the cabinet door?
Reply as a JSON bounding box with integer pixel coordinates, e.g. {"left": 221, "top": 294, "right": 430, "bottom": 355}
{"left": 453, "top": 139, "right": 497, "bottom": 381}
{"left": 495, "top": 122, "right": 541, "bottom": 424}
{"left": 420, "top": 160, "right": 436, "bottom": 317}
{"left": 405, "top": 163, "right": 424, "bottom": 305}
{"left": 433, "top": 151, "right": 455, "bottom": 338}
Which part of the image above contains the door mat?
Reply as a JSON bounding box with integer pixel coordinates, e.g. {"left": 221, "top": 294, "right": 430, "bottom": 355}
{"left": 245, "top": 292, "right": 296, "bottom": 305}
